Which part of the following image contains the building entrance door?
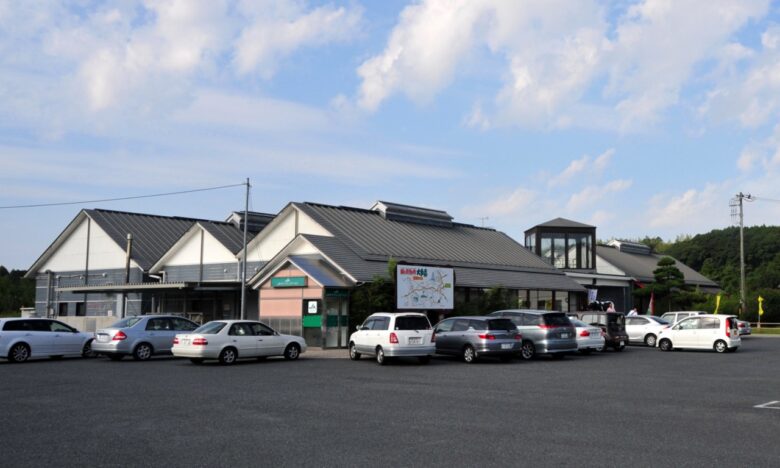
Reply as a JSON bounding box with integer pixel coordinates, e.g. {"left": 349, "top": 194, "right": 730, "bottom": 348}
{"left": 324, "top": 292, "right": 349, "bottom": 348}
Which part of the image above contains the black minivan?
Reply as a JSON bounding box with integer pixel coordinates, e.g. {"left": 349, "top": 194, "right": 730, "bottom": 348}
{"left": 570, "top": 311, "right": 628, "bottom": 351}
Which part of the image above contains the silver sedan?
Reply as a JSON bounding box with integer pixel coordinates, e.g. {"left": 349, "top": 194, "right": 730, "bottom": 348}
{"left": 92, "top": 315, "right": 199, "bottom": 361}
{"left": 568, "top": 318, "right": 605, "bottom": 354}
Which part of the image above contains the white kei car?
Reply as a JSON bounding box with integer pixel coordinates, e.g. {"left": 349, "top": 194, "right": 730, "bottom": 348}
{"left": 625, "top": 315, "right": 670, "bottom": 347}
{"left": 349, "top": 312, "right": 435, "bottom": 365}
{"left": 172, "top": 320, "right": 307, "bottom": 365}
{"left": 0, "top": 318, "right": 94, "bottom": 363}
{"left": 656, "top": 314, "right": 740, "bottom": 353}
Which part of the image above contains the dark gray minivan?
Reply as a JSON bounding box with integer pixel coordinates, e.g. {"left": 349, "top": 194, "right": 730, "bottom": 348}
{"left": 488, "top": 310, "right": 577, "bottom": 360}
{"left": 433, "top": 316, "right": 522, "bottom": 363}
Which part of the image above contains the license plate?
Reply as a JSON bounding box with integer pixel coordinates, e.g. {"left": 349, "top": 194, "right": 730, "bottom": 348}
{"left": 619, "top": 340, "right": 625, "bottom": 346}
{"left": 561, "top": 333, "right": 570, "bottom": 338}
{"left": 408, "top": 337, "right": 421, "bottom": 344}
{"left": 97, "top": 334, "right": 109, "bottom": 342}
{"left": 501, "top": 343, "right": 512, "bottom": 350}
{"left": 181, "top": 339, "right": 190, "bottom": 346}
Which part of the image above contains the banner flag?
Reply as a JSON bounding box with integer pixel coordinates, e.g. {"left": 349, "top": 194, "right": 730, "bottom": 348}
{"left": 758, "top": 296, "right": 765, "bottom": 316}
{"left": 714, "top": 293, "right": 721, "bottom": 314}
{"left": 647, "top": 292, "right": 655, "bottom": 315}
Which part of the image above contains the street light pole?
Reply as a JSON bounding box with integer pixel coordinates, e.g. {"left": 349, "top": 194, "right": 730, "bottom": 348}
{"left": 240, "top": 178, "right": 250, "bottom": 320}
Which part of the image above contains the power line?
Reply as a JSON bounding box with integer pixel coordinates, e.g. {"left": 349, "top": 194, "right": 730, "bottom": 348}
{"left": 0, "top": 182, "right": 247, "bottom": 209}
{"left": 753, "top": 196, "right": 780, "bottom": 203}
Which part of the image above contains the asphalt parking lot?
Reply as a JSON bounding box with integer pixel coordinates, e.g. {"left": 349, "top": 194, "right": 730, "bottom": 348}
{"left": 2, "top": 337, "right": 779, "bottom": 467}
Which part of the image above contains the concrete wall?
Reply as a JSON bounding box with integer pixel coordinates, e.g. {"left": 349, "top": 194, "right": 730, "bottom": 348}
{"left": 57, "top": 316, "right": 118, "bottom": 332}
{"left": 34, "top": 268, "right": 144, "bottom": 317}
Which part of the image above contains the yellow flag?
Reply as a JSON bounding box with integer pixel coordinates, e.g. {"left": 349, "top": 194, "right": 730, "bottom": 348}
{"left": 714, "top": 293, "right": 721, "bottom": 314}
{"left": 758, "top": 296, "right": 765, "bottom": 316}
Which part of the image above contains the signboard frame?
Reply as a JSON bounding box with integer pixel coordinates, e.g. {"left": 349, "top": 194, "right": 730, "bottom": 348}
{"left": 395, "top": 264, "right": 455, "bottom": 310}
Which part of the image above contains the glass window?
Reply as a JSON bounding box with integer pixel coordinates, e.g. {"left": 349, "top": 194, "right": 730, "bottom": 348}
{"left": 361, "top": 319, "right": 375, "bottom": 330}
{"left": 700, "top": 317, "right": 719, "bottom": 329}
{"left": 30, "top": 320, "right": 50, "bottom": 332}
{"left": 171, "top": 318, "right": 197, "bottom": 331}
{"left": 394, "top": 316, "right": 431, "bottom": 330}
{"left": 194, "top": 322, "right": 227, "bottom": 335}
{"left": 487, "top": 319, "right": 517, "bottom": 331}
{"left": 435, "top": 319, "right": 454, "bottom": 333}
{"left": 110, "top": 317, "right": 142, "bottom": 328}
{"left": 229, "top": 323, "right": 252, "bottom": 336}
{"left": 648, "top": 316, "right": 669, "bottom": 325}
{"left": 567, "top": 236, "right": 577, "bottom": 269}
{"left": 250, "top": 322, "right": 276, "bottom": 336}
{"left": 540, "top": 236, "right": 553, "bottom": 265}
{"left": 373, "top": 317, "right": 391, "bottom": 331}
{"left": 553, "top": 237, "right": 566, "bottom": 268}
{"left": 452, "top": 319, "right": 470, "bottom": 332}
{"left": 569, "top": 318, "right": 587, "bottom": 327}
{"left": 2, "top": 320, "right": 24, "bottom": 331}
{"left": 526, "top": 233, "right": 536, "bottom": 250}
{"left": 676, "top": 318, "right": 700, "bottom": 330}
{"left": 50, "top": 321, "right": 74, "bottom": 332}
{"left": 468, "top": 320, "right": 488, "bottom": 331}
{"left": 543, "top": 313, "right": 571, "bottom": 327}
{"left": 523, "top": 314, "right": 542, "bottom": 326}
{"left": 146, "top": 318, "right": 171, "bottom": 331}
{"left": 537, "top": 290, "right": 553, "bottom": 310}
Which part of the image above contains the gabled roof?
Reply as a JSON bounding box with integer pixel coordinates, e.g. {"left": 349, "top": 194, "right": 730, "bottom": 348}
{"left": 296, "top": 203, "right": 558, "bottom": 271}
{"left": 532, "top": 218, "right": 596, "bottom": 229}
{"left": 200, "top": 221, "right": 256, "bottom": 255}
{"left": 28, "top": 209, "right": 253, "bottom": 275}
{"left": 596, "top": 246, "right": 718, "bottom": 288}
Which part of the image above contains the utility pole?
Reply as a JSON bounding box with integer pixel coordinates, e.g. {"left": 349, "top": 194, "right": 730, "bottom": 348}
{"left": 730, "top": 193, "right": 753, "bottom": 318}
{"left": 240, "top": 178, "right": 250, "bottom": 320}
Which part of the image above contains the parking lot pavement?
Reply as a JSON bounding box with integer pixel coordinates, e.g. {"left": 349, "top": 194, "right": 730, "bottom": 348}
{"left": 2, "top": 337, "right": 780, "bottom": 468}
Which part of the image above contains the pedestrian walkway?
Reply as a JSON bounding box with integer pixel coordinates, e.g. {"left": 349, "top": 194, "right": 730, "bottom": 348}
{"left": 304, "top": 347, "right": 348, "bottom": 359}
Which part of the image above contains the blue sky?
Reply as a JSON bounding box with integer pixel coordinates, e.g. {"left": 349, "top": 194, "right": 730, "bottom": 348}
{"left": 2, "top": 0, "right": 780, "bottom": 270}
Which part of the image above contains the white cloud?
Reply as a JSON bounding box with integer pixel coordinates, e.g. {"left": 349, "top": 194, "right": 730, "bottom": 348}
{"left": 566, "top": 178, "right": 632, "bottom": 212}
{"left": 548, "top": 148, "right": 615, "bottom": 187}
{"left": 357, "top": 0, "right": 770, "bottom": 131}
{"left": 233, "top": 2, "right": 362, "bottom": 77}
{"left": 463, "top": 187, "right": 538, "bottom": 218}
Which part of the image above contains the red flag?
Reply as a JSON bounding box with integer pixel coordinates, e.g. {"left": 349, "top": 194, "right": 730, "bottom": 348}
{"left": 647, "top": 292, "right": 655, "bottom": 315}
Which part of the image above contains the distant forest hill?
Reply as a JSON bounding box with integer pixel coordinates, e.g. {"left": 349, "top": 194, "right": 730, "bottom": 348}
{"left": 637, "top": 225, "right": 780, "bottom": 321}
{"left": 0, "top": 267, "right": 34, "bottom": 316}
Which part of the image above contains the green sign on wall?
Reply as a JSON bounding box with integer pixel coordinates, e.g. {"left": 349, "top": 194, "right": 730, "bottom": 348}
{"left": 325, "top": 289, "right": 350, "bottom": 298}
{"left": 271, "top": 276, "right": 307, "bottom": 288}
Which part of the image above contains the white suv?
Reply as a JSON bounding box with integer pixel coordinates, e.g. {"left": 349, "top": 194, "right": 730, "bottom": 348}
{"left": 349, "top": 312, "right": 435, "bottom": 365}
{"left": 657, "top": 314, "right": 740, "bottom": 353}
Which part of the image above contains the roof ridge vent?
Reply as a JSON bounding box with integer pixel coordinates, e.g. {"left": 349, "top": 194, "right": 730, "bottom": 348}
{"left": 370, "top": 201, "right": 453, "bottom": 228}
{"left": 608, "top": 239, "right": 652, "bottom": 255}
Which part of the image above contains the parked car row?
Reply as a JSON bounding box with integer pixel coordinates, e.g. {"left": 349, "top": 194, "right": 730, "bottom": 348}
{"left": 1, "top": 310, "right": 744, "bottom": 364}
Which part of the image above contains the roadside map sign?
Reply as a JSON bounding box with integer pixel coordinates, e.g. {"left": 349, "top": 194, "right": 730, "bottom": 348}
{"left": 396, "top": 265, "right": 454, "bottom": 310}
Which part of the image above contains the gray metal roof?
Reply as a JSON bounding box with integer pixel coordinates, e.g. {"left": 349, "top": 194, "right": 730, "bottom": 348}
{"left": 596, "top": 246, "right": 719, "bottom": 288}
{"left": 86, "top": 209, "right": 201, "bottom": 271}
{"left": 297, "top": 203, "right": 558, "bottom": 271}
{"left": 200, "top": 221, "right": 256, "bottom": 255}
{"left": 288, "top": 255, "right": 352, "bottom": 288}
{"left": 533, "top": 218, "right": 596, "bottom": 229}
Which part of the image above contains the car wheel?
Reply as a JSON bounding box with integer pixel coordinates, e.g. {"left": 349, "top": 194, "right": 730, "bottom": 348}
{"left": 9, "top": 343, "right": 30, "bottom": 363}
{"left": 132, "top": 343, "right": 153, "bottom": 361}
{"left": 659, "top": 339, "right": 672, "bottom": 351}
{"left": 644, "top": 334, "right": 657, "bottom": 347}
{"left": 218, "top": 347, "right": 237, "bottom": 365}
{"left": 714, "top": 340, "right": 728, "bottom": 353}
{"left": 520, "top": 341, "right": 536, "bottom": 360}
{"left": 284, "top": 343, "right": 301, "bottom": 360}
{"left": 463, "top": 345, "right": 477, "bottom": 364}
{"left": 107, "top": 354, "right": 124, "bottom": 361}
{"left": 349, "top": 342, "right": 361, "bottom": 360}
{"left": 81, "top": 340, "right": 95, "bottom": 358}
{"left": 418, "top": 356, "right": 431, "bottom": 364}
{"left": 190, "top": 358, "right": 204, "bottom": 365}
{"left": 375, "top": 347, "right": 386, "bottom": 365}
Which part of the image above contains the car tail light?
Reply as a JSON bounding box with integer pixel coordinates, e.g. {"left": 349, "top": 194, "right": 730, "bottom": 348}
{"left": 600, "top": 330, "right": 606, "bottom": 337}
{"left": 726, "top": 322, "right": 732, "bottom": 338}
{"left": 112, "top": 331, "right": 127, "bottom": 341}
{"left": 514, "top": 334, "right": 522, "bottom": 341}
{"left": 478, "top": 333, "right": 496, "bottom": 340}
{"left": 192, "top": 338, "right": 208, "bottom": 346}
{"left": 538, "top": 324, "right": 556, "bottom": 330}
{"left": 389, "top": 333, "right": 398, "bottom": 344}
{"left": 431, "top": 332, "right": 436, "bottom": 343}
{"left": 173, "top": 337, "right": 179, "bottom": 345}
{"left": 580, "top": 330, "right": 590, "bottom": 337}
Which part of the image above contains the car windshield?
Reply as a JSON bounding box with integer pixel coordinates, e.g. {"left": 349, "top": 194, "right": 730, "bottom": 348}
{"left": 487, "top": 319, "right": 517, "bottom": 331}
{"left": 395, "top": 316, "right": 431, "bottom": 330}
{"left": 647, "top": 316, "right": 669, "bottom": 325}
{"left": 607, "top": 313, "right": 625, "bottom": 331}
{"left": 194, "top": 322, "right": 227, "bottom": 334}
{"left": 543, "top": 313, "right": 571, "bottom": 327}
{"left": 110, "top": 317, "right": 142, "bottom": 328}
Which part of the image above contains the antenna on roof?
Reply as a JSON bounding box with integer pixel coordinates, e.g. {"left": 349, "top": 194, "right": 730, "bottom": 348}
{"left": 479, "top": 216, "right": 489, "bottom": 227}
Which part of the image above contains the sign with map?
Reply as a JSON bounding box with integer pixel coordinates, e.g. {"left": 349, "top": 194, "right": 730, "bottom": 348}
{"left": 396, "top": 265, "right": 454, "bottom": 310}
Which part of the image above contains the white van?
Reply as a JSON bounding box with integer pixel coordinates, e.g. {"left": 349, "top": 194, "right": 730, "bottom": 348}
{"left": 656, "top": 314, "right": 740, "bottom": 353}
{"left": 349, "top": 312, "right": 435, "bottom": 365}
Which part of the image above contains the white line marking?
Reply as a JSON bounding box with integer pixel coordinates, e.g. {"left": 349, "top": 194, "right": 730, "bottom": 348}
{"left": 754, "top": 401, "right": 780, "bottom": 410}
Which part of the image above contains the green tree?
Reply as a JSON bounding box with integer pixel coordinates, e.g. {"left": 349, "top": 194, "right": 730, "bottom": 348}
{"left": 0, "top": 266, "right": 35, "bottom": 316}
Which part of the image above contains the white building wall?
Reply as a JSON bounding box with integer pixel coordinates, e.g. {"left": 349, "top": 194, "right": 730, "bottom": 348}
{"left": 165, "top": 230, "right": 202, "bottom": 266}
{"left": 297, "top": 211, "right": 331, "bottom": 237}
{"left": 41, "top": 218, "right": 131, "bottom": 272}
